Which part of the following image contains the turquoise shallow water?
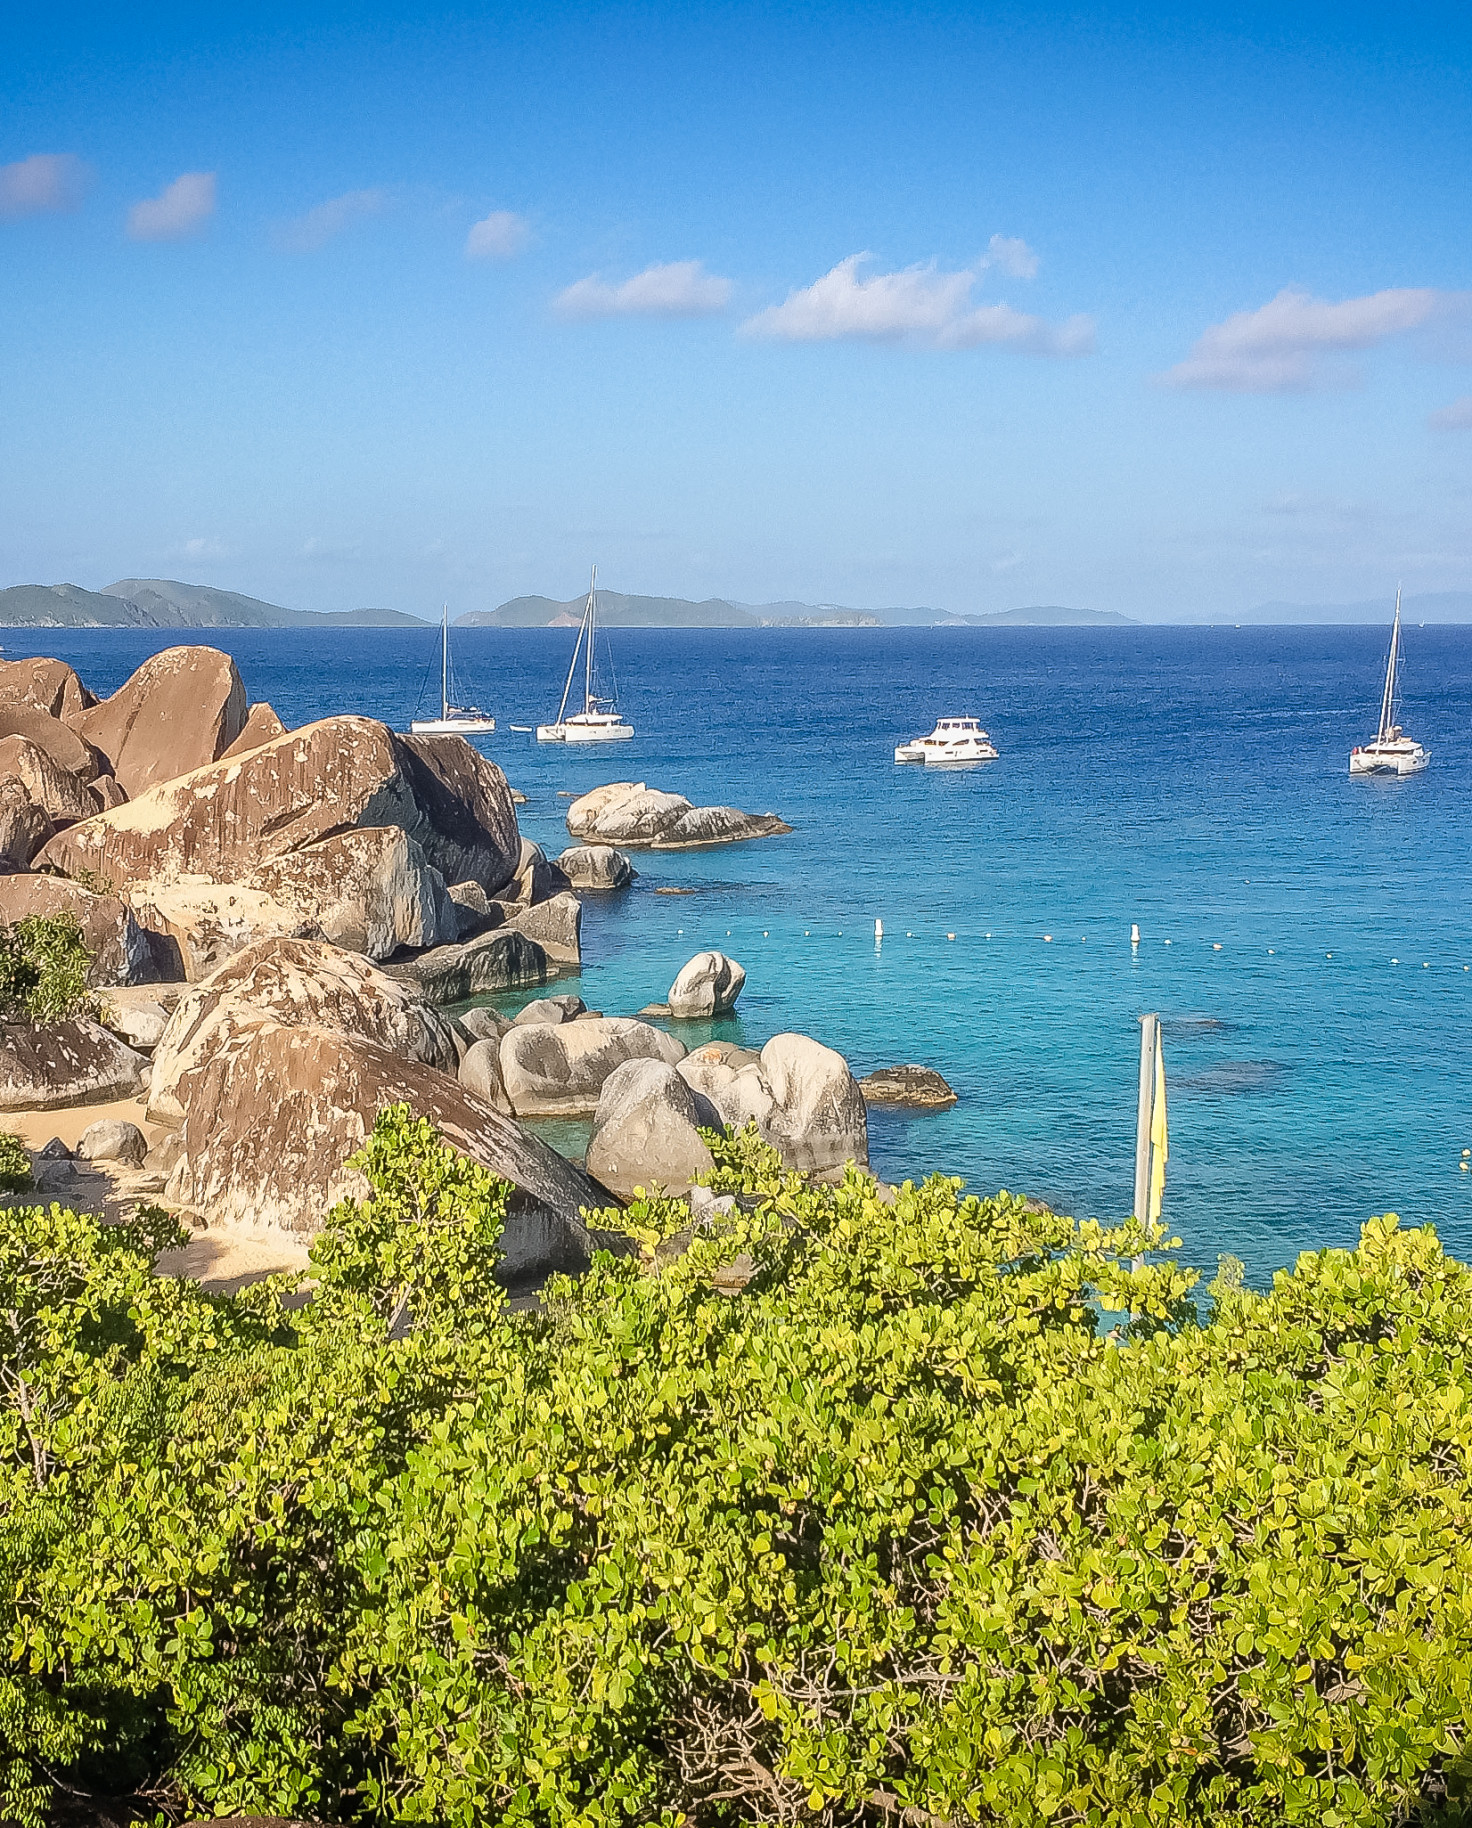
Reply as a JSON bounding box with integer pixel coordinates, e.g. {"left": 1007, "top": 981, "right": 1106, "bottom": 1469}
{"left": 9, "top": 622, "right": 1472, "bottom": 1286}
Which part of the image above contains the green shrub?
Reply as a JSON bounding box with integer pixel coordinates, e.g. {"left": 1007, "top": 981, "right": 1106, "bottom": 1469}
{"left": 0, "top": 1107, "right": 1470, "bottom": 1826}
{"left": 0, "top": 1133, "right": 30, "bottom": 1193}
{"left": 0, "top": 912, "right": 92, "bottom": 1022}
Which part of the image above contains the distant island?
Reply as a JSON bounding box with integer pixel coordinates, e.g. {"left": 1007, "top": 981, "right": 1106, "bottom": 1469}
{"left": 0, "top": 579, "right": 430, "bottom": 629}
{"left": 0, "top": 576, "right": 1142, "bottom": 631}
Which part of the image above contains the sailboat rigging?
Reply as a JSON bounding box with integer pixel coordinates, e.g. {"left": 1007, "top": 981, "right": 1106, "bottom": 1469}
{"left": 1348, "top": 588, "right": 1429, "bottom": 776}
{"left": 411, "top": 607, "right": 496, "bottom": 736}
{"left": 536, "top": 566, "right": 635, "bottom": 743}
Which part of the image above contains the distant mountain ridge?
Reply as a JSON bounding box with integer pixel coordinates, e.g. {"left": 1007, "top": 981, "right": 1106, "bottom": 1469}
{"left": 0, "top": 578, "right": 430, "bottom": 629}
{"left": 459, "top": 592, "right": 1137, "bottom": 629}
{"left": 1237, "top": 592, "right": 1472, "bottom": 625}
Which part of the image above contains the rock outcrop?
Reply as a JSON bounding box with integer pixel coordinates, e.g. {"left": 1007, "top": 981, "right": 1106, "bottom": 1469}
{"left": 69, "top": 645, "right": 248, "bottom": 796}
{"left": 126, "top": 880, "right": 319, "bottom": 982}
{"left": 0, "top": 735, "right": 100, "bottom": 824}
{"left": 36, "top": 716, "right": 522, "bottom": 898}
{"left": 164, "top": 1023, "right": 609, "bottom": 1282}
{"left": 246, "top": 828, "right": 458, "bottom": 960}
{"left": 585, "top": 1058, "right": 717, "bottom": 1198}
{"left": 384, "top": 927, "right": 553, "bottom": 1004}
{"left": 0, "top": 657, "right": 95, "bottom": 721}
{"left": 667, "top": 949, "right": 746, "bottom": 1017}
{"left": 221, "top": 702, "right": 287, "bottom": 758}
{"left": 148, "top": 937, "right": 459, "bottom": 1124}
{"left": 512, "top": 994, "right": 586, "bottom": 1026}
{"left": 458, "top": 1037, "right": 512, "bottom": 1113}
{"left": 565, "top": 782, "right": 790, "bottom": 850}
{"left": 0, "top": 778, "right": 53, "bottom": 873}
{"left": 0, "top": 703, "right": 104, "bottom": 782}
{"left": 499, "top": 1017, "right": 687, "bottom": 1116}
{"left": 0, "top": 1018, "right": 148, "bottom": 1111}
{"left": 760, "top": 1033, "right": 869, "bottom": 1171}
{"left": 858, "top": 1064, "right": 958, "bottom": 1108}
{"left": 0, "top": 874, "right": 156, "bottom": 985}
{"left": 557, "top": 843, "right": 635, "bottom": 890}
{"left": 503, "top": 890, "right": 581, "bottom": 966}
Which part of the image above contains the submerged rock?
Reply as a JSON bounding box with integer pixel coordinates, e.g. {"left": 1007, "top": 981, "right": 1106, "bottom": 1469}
{"left": 858, "top": 1064, "right": 958, "bottom": 1109}
{"left": 667, "top": 949, "right": 746, "bottom": 1017}
{"left": 499, "top": 1016, "right": 687, "bottom": 1117}
{"left": 557, "top": 843, "right": 635, "bottom": 890}
{"left": 565, "top": 781, "right": 789, "bottom": 850}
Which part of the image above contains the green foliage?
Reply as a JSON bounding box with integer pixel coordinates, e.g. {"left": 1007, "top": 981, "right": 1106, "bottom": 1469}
{"left": 0, "top": 913, "right": 92, "bottom": 1023}
{"left": 0, "top": 1133, "right": 30, "bottom": 1193}
{"left": 1, "top": 1111, "right": 1471, "bottom": 1825}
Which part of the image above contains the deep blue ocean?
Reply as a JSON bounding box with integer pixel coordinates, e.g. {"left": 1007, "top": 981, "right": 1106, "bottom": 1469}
{"left": 8, "top": 621, "right": 1470, "bottom": 1287}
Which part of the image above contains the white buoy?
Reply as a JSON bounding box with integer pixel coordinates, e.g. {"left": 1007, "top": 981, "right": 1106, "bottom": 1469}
{"left": 947, "top": 932, "right": 955, "bottom": 941}
{"left": 1213, "top": 943, "right": 1222, "bottom": 951}
{"left": 875, "top": 918, "right": 883, "bottom": 939}
{"left": 1131, "top": 924, "right": 1140, "bottom": 946}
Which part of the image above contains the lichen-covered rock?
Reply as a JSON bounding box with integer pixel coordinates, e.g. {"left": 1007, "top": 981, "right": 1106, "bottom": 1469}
{"left": 148, "top": 936, "right": 458, "bottom": 1124}
{"left": 565, "top": 781, "right": 790, "bottom": 850}
{"left": 0, "top": 873, "right": 156, "bottom": 985}
{"left": 500, "top": 1016, "right": 687, "bottom": 1116}
{"left": 76, "top": 1118, "right": 148, "bottom": 1164}
{"left": 0, "top": 1017, "right": 147, "bottom": 1111}
{"left": 246, "top": 828, "right": 458, "bottom": 960}
{"left": 458, "top": 1036, "right": 512, "bottom": 1113}
{"left": 96, "top": 986, "right": 177, "bottom": 1049}
{"left": 0, "top": 777, "right": 52, "bottom": 873}
{"left": 650, "top": 806, "right": 793, "bottom": 849}
{"left": 0, "top": 656, "right": 95, "bottom": 720}
{"left": 384, "top": 927, "right": 552, "bottom": 1004}
{"left": 36, "top": 715, "right": 522, "bottom": 896}
{"left": 667, "top": 949, "right": 746, "bottom": 1017}
{"left": 164, "top": 1021, "right": 607, "bottom": 1280}
{"left": 585, "top": 1058, "right": 717, "bottom": 1199}
{"left": 556, "top": 843, "right": 635, "bottom": 890}
{"left": 221, "top": 701, "right": 287, "bottom": 758}
{"left": 503, "top": 890, "right": 581, "bottom": 966}
{"left": 0, "top": 702, "right": 104, "bottom": 782}
{"left": 127, "top": 880, "right": 321, "bottom": 982}
{"left": 447, "top": 879, "right": 493, "bottom": 939}
{"left": 69, "top": 645, "right": 247, "bottom": 795}
{"left": 0, "top": 735, "right": 99, "bottom": 825}
{"left": 858, "top": 1064, "right": 958, "bottom": 1108}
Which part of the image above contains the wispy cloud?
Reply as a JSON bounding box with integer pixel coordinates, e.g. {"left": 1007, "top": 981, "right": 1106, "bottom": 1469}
{"left": 1164, "top": 286, "right": 1464, "bottom": 392}
{"left": 553, "top": 259, "right": 733, "bottom": 319}
{"left": 466, "top": 209, "right": 530, "bottom": 260}
{"left": 127, "top": 171, "right": 216, "bottom": 242}
{"left": 741, "top": 254, "right": 1093, "bottom": 355}
{"left": 1429, "top": 396, "right": 1472, "bottom": 431}
{"left": 0, "top": 153, "right": 90, "bottom": 219}
{"left": 275, "top": 187, "right": 390, "bottom": 253}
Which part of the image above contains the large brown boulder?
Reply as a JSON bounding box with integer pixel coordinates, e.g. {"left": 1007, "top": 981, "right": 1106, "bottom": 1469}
{"left": 148, "top": 936, "right": 459, "bottom": 1124}
{"left": 0, "top": 735, "right": 99, "bottom": 825}
{"left": 246, "top": 828, "right": 458, "bottom": 959}
{"left": 164, "top": 1022, "right": 611, "bottom": 1281}
{"left": 0, "top": 1017, "right": 147, "bottom": 1111}
{"left": 69, "top": 645, "right": 247, "bottom": 795}
{"left": 0, "top": 873, "right": 156, "bottom": 985}
{"left": 382, "top": 927, "right": 553, "bottom": 1004}
{"left": 0, "top": 703, "right": 105, "bottom": 782}
{"left": 221, "top": 701, "right": 287, "bottom": 758}
{"left": 37, "top": 716, "right": 521, "bottom": 896}
{"left": 126, "top": 880, "right": 320, "bottom": 982}
{"left": 0, "top": 656, "right": 95, "bottom": 720}
{"left": 0, "top": 777, "right": 52, "bottom": 873}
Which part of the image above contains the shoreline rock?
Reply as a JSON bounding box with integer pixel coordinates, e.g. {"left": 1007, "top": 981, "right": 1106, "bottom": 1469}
{"left": 566, "top": 781, "right": 791, "bottom": 851}
{"left": 859, "top": 1064, "right": 958, "bottom": 1109}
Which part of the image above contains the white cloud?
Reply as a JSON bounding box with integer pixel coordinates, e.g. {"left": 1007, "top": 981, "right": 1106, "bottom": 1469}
{"left": 173, "top": 536, "right": 231, "bottom": 561}
{"left": 1164, "top": 286, "right": 1463, "bottom": 391}
{"left": 985, "top": 234, "right": 1039, "bottom": 279}
{"left": 466, "top": 209, "right": 530, "bottom": 260}
{"left": 0, "top": 153, "right": 90, "bottom": 219}
{"left": 127, "top": 171, "right": 216, "bottom": 242}
{"left": 275, "top": 187, "right": 389, "bottom": 253}
{"left": 740, "top": 253, "right": 1093, "bottom": 355}
{"left": 1429, "top": 396, "right": 1472, "bottom": 430}
{"left": 553, "top": 259, "right": 733, "bottom": 319}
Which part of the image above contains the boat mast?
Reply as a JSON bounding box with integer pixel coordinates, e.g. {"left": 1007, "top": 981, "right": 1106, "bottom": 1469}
{"left": 552, "top": 574, "right": 591, "bottom": 727}
{"left": 441, "top": 605, "right": 449, "bottom": 720}
{"left": 1377, "top": 587, "right": 1402, "bottom": 742}
{"left": 584, "top": 565, "right": 597, "bottom": 714}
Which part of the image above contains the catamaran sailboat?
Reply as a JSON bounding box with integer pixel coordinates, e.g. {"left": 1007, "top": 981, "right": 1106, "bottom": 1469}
{"left": 894, "top": 716, "right": 999, "bottom": 764}
{"left": 410, "top": 607, "right": 496, "bottom": 736}
{"left": 536, "top": 567, "right": 634, "bottom": 743}
{"left": 1349, "top": 590, "right": 1429, "bottom": 776}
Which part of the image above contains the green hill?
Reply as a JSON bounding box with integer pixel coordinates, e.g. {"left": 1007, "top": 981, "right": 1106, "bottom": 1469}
{"left": 961, "top": 605, "right": 1140, "bottom": 627}
{"left": 0, "top": 578, "right": 431, "bottom": 629}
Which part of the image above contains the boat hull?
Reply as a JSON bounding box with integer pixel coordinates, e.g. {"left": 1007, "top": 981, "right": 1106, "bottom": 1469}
{"left": 411, "top": 718, "right": 496, "bottom": 736}
{"left": 895, "top": 742, "right": 999, "bottom": 764}
{"left": 537, "top": 720, "right": 635, "bottom": 744}
{"left": 1349, "top": 743, "right": 1429, "bottom": 776}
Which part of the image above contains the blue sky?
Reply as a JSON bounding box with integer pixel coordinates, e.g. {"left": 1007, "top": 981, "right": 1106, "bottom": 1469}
{"left": 2, "top": 1, "right": 1471, "bottom": 619}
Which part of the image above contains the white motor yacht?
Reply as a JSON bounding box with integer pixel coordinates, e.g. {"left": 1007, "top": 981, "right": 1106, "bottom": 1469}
{"left": 537, "top": 566, "right": 635, "bottom": 743}
{"left": 1349, "top": 590, "right": 1429, "bottom": 776}
{"left": 410, "top": 607, "right": 496, "bottom": 736}
{"left": 895, "top": 716, "right": 999, "bottom": 764}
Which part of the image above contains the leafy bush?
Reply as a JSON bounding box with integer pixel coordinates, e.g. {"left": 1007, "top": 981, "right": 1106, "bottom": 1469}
{"left": 0, "top": 1133, "right": 30, "bottom": 1193}
{"left": 0, "top": 1108, "right": 1470, "bottom": 1825}
{"left": 0, "top": 912, "right": 92, "bottom": 1022}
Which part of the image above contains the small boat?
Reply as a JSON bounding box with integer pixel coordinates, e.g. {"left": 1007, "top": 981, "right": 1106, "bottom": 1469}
{"left": 537, "top": 567, "right": 635, "bottom": 743}
{"left": 895, "top": 716, "right": 999, "bottom": 764}
{"left": 1349, "top": 590, "right": 1429, "bottom": 776}
{"left": 410, "top": 607, "right": 496, "bottom": 736}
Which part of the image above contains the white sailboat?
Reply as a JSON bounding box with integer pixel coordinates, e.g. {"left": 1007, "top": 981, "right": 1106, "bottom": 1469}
{"left": 536, "top": 567, "right": 634, "bottom": 743}
{"left": 411, "top": 607, "right": 496, "bottom": 736}
{"left": 1349, "top": 589, "right": 1429, "bottom": 776}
